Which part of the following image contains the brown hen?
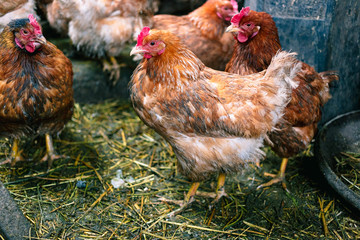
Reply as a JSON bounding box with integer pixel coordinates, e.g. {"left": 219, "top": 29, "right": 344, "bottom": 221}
{"left": 225, "top": 7, "right": 339, "bottom": 190}
{"left": 0, "top": 0, "right": 39, "bottom": 32}
{"left": 36, "top": 0, "right": 71, "bottom": 36}
{"left": 38, "top": 0, "right": 159, "bottom": 82}
{"left": 129, "top": 27, "right": 301, "bottom": 215}
{"left": 152, "top": 0, "right": 238, "bottom": 70}
{"left": 0, "top": 15, "right": 73, "bottom": 168}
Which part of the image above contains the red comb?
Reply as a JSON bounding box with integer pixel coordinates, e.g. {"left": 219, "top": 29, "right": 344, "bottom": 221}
{"left": 28, "top": 14, "right": 42, "bottom": 35}
{"left": 137, "top": 27, "right": 150, "bottom": 46}
{"left": 230, "top": 0, "right": 238, "bottom": 13}
{"left": 230, "top": 6, "right": 250, "bottom": 24}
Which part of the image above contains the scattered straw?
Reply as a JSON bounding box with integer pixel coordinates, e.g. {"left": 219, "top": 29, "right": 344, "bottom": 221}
{"left": 0, "top": 100, "right": 359, "bottom": 239}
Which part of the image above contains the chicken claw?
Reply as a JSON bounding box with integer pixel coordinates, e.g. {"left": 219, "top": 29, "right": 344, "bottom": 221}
{"left": 160, "top": 182, "right": 200, "bottom": 217}
{"left": 0, "top": 139, "right": 25, "bottom": 166}
{"left": 210, "top": 173, "right": 228, "bottom": 207}
{"left": 195, "top": 173, "right": 229, "bottom": 209}
{"left": 160, "top": 174, "right": 229, "bottom": 216}
{"left": 39, "top": 134, "right": 65, "bottom": 169}
{"left": 257, "top": 158, "right": 289, "bottom": 192}
{"left": 103, "top": 57, "right": 126, "bottom": 85}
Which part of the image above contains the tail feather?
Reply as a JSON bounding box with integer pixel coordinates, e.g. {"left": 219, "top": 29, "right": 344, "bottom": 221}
{"left": 318, "top": 71, "right": 339, "bottom": 104}
{"left": 264, "top": 50, "right": 301, "bottom": 89}
{"left": 263, "top": 50, "right": 302, "bottom": 126}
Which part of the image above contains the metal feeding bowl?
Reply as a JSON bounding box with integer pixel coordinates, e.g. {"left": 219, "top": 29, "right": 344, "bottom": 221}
{"left": 315, "top": 110, "right": 360, "bottom": 212}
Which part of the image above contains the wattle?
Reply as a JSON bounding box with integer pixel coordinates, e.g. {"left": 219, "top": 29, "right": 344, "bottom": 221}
{"left": 144, "top": 53, "right": 153, "bottom": 59}
{"left": 237, "top": 33, "right": 248, "bottom": 43}
{"left": 25, "top": 42, "right": 36, "bottom": 53}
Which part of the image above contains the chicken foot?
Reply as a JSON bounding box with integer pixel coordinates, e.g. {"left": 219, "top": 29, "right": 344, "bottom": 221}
{"left": 103, "top": 56, "right": 126, "bottom": 85}
{"left": 257, "top": 157, "right": 289, "bottom": 192}
{"left": 0, "top": 139, "right": 25, "bottom": 166}
{"left": 159, "top": 182, "right": 200, "bottom": 217}
{"left": 159, "top": 173, "right": 229, "bottom": 216}
{"left": 212, "top": 173, "right": 228, "bottom": 205}
{"left": 39, "top": 134, "right": 65, "bottom": 169}
{"left": 195, "top": 173, "right": 229, "bottom": 209}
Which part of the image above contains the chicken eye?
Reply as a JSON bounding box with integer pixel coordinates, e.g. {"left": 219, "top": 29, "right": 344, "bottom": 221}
{"left": 22, "top": 29, "right": 29, "bottom": 35}
{"left": 224, "top": 7, "right": 228, "bottom": 10}
{"left": 150, "top": 41, "right": 155, "bottom": 46}
{"left": 247, "top": 23, "right": 251, "bottom": 27}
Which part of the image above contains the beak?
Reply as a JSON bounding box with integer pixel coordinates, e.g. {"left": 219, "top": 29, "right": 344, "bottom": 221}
{"left": 35, "top": 34, "right": 46, "bottom": 45}
{"left": 226, "top": 25, "right": 241, "bottom": 33}
{"left": 130, "top": 46, "right": 146, "bottom": 56}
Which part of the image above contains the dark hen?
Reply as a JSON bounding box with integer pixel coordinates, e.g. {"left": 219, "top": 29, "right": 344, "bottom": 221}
{"left": 152, "top": 0, "right": 239, "bottom": 70}
{"left": 225, "top": 7, "right": 339, "bottom": 190}
{"left": 0, "top": 15, "right": 73, "bottom": 167}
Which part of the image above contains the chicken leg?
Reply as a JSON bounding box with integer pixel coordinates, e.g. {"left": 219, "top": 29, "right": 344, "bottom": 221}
{"left": 257, "top": 157, "right": 289, "bottom": 192}
{"left": 194, "top": 173, "right": 228, "bottom": 200}
{"left": 40, "top": 134, "right": 64, "bottom": 168}
{"left": 160, "top": 182, "right": 200, "bottom": 217}
{"left": 0, "top": 139, "right": 24, "bottom": 166}
{"left": 103, "top": 56, "right": 126, "bottom": 85}
{"left": 213, "top": 173, "right": 228, "bottom": 202}
{"left": 160, "top": 174, "right": 229, "bottom": 216}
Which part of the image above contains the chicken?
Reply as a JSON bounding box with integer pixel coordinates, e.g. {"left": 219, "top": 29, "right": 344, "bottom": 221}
{"left": 36, "top": 0, "right": 71, "bottom": 36}
{"left": 0, "top": 0, "right": 39, "bottom": 32}
{"left": 152, "top": 0, "right": 238, "bottom": 70}
{"left": 225, "top": 7, "right": 339, "bottom": 190}
{"left": 40, "top": 0, "right": 159, "bottom": 82}
{"left": 129, "top": 27, "right": 301, "bottom": 215}
{"left": 0, "top": 14, "right": 73, "bottom": 168}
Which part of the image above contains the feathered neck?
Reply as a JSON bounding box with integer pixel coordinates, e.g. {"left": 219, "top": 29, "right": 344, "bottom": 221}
{"left": 140, "top": 39, "right": 205, "bottom": 90}
{"left": 0, "top": 26, "right": 44, "bottom": 55}
{"left": 0, "top": 26, "right": 17, "bottom": 49}
{"left": 226, "top": 12, "right": 281, "bottom": 75}
{"left": 0, "top": 25, "right": 55, "bottom": 79}
{"left": 188, "top": 1, "right": 227, "bottom": 40}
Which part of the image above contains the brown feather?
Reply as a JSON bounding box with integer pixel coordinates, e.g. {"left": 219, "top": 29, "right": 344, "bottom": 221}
{"left": 0, "top": 22, "right": 73, "bottom": 138}
{"left": 226, "top": 10, "right": 339, "bottom": 158}
{"left": 130, "top": 30, "right": 300, "bottom": 181}
{"left": 152, "top": 0, "right": 236, "bottom": 70}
